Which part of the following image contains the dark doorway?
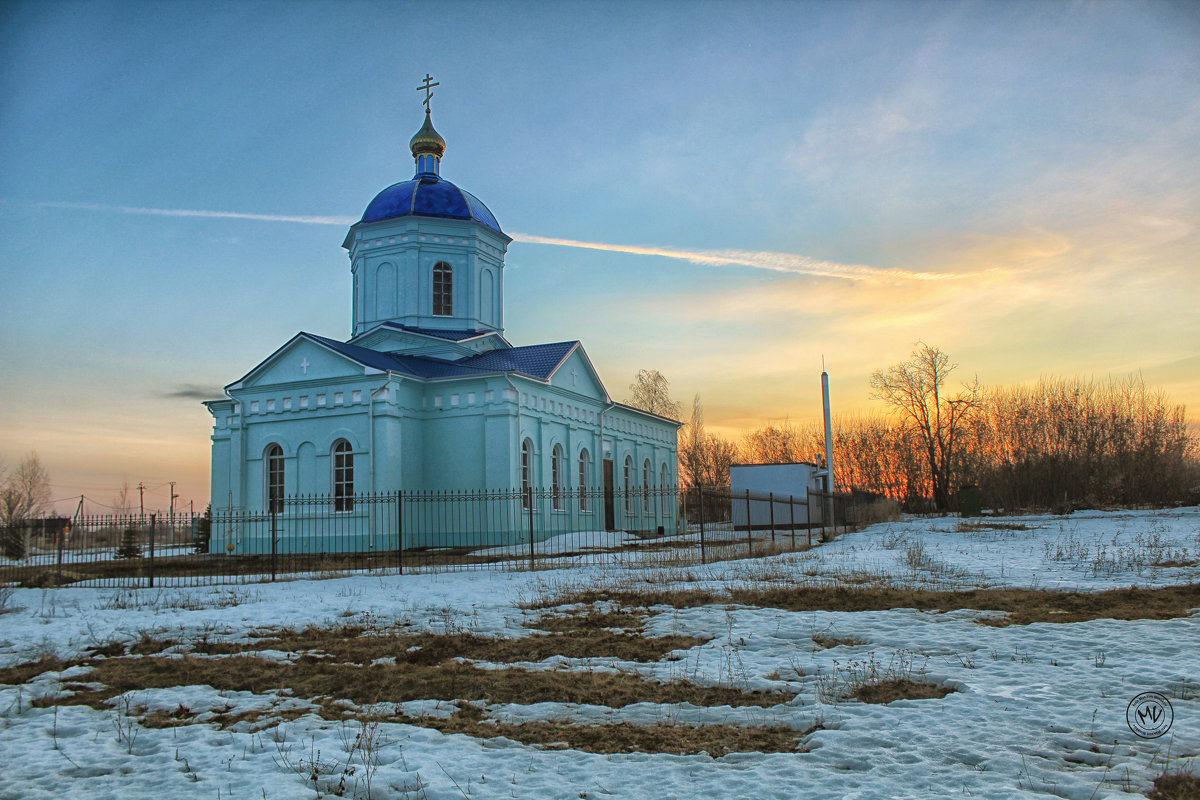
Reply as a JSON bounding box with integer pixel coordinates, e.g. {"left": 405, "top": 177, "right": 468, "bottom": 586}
{"left": 603, "top": 459, "right": 615, "bottom": 531}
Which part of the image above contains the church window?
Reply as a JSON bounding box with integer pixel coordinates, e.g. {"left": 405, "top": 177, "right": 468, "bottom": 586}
{"left": 485, "top": 390, "right": 494, "bottom": 403}
{"left": 450, "top": 394, "right": 460, "bottom": 407}
{"left": 433, "top": 262, "right": 453, "bottom": 316}
{"left": 623, "top": 456, "right": 633, "bottom": 514}
{"left": 660, "top": 463, "right": 670, "bottom": 514}
{"left": 352, "top": 390, "right": 362, "bottom": 403}
{"left": 334, "top": 392, "right": 344, "bottom": 405}
{"left": 578, "top": 449, "right": 591, "bottom": 511}
{"left": 551, "top": 444, "right": 565, "bottom": 510}
{"left": 265, "top": 444, "right": 284, "bottom": 514}
{"left": 317, "top": 394, "right": 326, "bottom": 407}
{"left": 332, "top": 440, "right": 354, "bottom": 512}
{"left": 283, "top": 397, "right": 292, "bottom": 410}
{"left": 433, "top": 395, "right": 443, "bottom": 408}
{"left": 521, "top": 439, "right": 534, "bottom": 510}
{"left": 643, "top": 459, "right": 651, "bottom": 512}
{"left": 467, "top": 392, "right": 476, "bottom": 405}
{"left": 251, "top": 401, "right": 260, "bottom": 413}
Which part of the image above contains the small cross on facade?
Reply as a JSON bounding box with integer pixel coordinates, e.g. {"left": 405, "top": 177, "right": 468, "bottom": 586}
{"left": 416, "top": 73, "right": 440, "bottom": 110}
{"left": 570, "top": 368, "right": 578, "bottom": 386}
{"left": 300, "top": 358, "right": 310, "bottom": 374}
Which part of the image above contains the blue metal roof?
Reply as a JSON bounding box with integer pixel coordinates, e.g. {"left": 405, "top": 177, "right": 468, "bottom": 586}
{"left": 360, "top": 177, "right": 502, "bottom": 234}
{"left": 376, "top": 322, "right": 492, "bottom": 341}
{"left": 305, "top": 333, "right": 577, "bottom": 382}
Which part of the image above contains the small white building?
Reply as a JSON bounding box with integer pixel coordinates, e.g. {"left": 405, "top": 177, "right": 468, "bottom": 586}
{"left": 730, "top": 462, "right": 824, "bottom": 530}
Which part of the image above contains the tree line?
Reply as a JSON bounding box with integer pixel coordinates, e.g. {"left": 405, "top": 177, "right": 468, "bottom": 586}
{"left": 639, "top": 346, "right": 1198, "bottom": 512}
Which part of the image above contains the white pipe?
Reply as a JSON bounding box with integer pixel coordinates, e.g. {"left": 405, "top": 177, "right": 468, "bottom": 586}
{"left": 822, "top": 371, "right": 834, "bottom": 494}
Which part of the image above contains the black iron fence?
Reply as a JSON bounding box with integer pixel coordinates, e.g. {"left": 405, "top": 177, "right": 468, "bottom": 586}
{"left": 1, "top": 486, "right": 860, "bottom": 588}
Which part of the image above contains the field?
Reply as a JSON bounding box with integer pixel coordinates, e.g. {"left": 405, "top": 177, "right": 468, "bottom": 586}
{"left": 1, "top": 508, "right": 1198, "bottom": 799}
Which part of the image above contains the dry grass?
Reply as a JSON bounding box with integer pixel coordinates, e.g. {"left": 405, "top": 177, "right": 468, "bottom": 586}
{"left": 811, "top": 634, "right": 867, "bottom": 649}
{"left": 954, "top": 521, "right": 1031, "bottom": 532}
{"left": 0, "top": 655, "right": 66, "bottom": 685}
{"left": 1148, "top": 772, "right": 1200, "bottom": 800}
{"left": 37, "top": 651, "right": 792, "bottom": 712}
{"left": 528, "top": 583, "right": 1200, "bottom": 627}
{"left": 852, "top": 679, "right": 954, "bottom": 704}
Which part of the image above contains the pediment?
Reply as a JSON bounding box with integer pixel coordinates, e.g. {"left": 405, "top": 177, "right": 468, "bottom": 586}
{"left": 548, "top": 346, "right": 610, "bottom": 402}
{"left": 228, "top": 335, "right": 382, "bottom": 390}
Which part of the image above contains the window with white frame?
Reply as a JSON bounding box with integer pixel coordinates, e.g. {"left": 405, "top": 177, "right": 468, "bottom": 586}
{"left": 521, "top": 439, "right": 534, "bottom": 510}
{"left": 623, "top": 455, "right": 633, "bottom": 513}
{"left": 660, "top": 463, "right": 670, "bottom": 515}
{"left": 332, "top": 439, "right": 353, "bottom": 511}
{"left": 578, "top": 448, "right": 591, "bottom": 511}
{"left": 643, "top": 459, "right": 651, "bottom": 512}
{"left": 265, "top": 444, "right": 284, "bottom": 514}
{"left": 433, "top": 262, "right": 453, "bottom": 316}
{"left": 551, "top": 444, "right": 565, "bottom": 510}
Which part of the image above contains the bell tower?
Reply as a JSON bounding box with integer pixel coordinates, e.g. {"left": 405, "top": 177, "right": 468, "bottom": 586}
{"left": 343, "top": 76, "right": 510, "bottom": 337}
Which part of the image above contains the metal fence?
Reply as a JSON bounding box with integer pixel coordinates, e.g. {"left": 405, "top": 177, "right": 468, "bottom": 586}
{"left": 1, "top": 486, "right": 861, "bottom": 588}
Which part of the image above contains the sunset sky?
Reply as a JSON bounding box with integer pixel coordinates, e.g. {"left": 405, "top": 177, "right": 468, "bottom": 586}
{"left": 2, "top": 0, "right": 1197, "bottom": 515}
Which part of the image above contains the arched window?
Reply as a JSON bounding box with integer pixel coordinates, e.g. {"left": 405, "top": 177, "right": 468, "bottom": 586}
{"left": 660, "top": 462, "right": 670, "bottom": 515}
{"left": 643, "top": 458, "right": 652, "bottom": 512}
{"left": 332, "top": 439, "right": 354, "bottom": 511}
{"left": 623, "top": 455, "right": 633, "bottom": 513}
{"left": 578, "top": 448, "right": 591, "bottom": 512}
{"left": 551, "top": 444, "right": 565, "bottom": 510}
{"left": 433, "top": 262, "right": 453, "bottom": 316}
{"left": 521, "top": 439, "right": 534, "bottom": 509}
{"left": 265, "top": 444, "right": 284, "bottom": 514}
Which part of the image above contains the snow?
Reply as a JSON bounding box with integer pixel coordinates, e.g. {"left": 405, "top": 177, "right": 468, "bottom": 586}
{"left": 1, "top": 507, "right": 1197, "bottom": 799}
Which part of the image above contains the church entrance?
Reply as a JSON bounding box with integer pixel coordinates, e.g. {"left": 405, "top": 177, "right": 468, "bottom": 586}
{"left": 602, "top": 459, "right": 615, "bottom": 531}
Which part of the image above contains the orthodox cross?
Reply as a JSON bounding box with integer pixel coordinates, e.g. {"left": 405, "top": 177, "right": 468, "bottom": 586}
{"left": 416, "top": 74, "right": 439, "bottom": 110}
{"left": 300, "top": 358, "right": 310, "bottom": 374}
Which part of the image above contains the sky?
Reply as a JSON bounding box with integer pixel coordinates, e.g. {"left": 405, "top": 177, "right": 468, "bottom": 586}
{"left": 1, "top": 0, "right": 1197, "bottom": 515}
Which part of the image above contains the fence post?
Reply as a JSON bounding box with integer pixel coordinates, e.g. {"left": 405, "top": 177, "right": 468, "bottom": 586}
{"left": 270, "top": 507, "right": 278, "bottom": 582}
{"left": 396, "top": 491, "right": 404, "bottom": 575}
{"left": 788, "top": 495, "right": 796, "bottom": 548}
{"left": 697, "top": 486, "right": 706, "bottom": 564}
{"left": 56, "top": 522, "right": 65, "bottom": 585}
{"left": 744, "top": 489, "right": 753, "bottom": 555}
{"left": 806, "top": 487, "right": 813, "bottom": 547}
{"left": 147, "top": 514, "right": 156, "bottom": 589}
{"left": 768, "top": 492, "right": 776, "bottom": 545}
{"left": 528, "top": 492, "right": 535, "bottom": 570}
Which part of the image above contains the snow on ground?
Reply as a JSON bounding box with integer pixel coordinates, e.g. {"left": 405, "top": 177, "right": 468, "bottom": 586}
{"left": 0, "top": 507, "right": 1197, "bottom": 800}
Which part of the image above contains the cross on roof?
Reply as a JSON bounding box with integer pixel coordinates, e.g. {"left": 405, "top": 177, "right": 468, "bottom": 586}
{"left": 416, "top": 73, "right": 439, "bottom": 111}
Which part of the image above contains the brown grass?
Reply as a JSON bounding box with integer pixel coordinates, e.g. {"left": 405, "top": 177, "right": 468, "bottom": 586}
{"left": 1148, "top": 772, "right": 1200, "bottom": 800}
{"left": 185, "top": 620, "right": 708, "bottom": 665}
{"left": 0, "top": 655, "right": 65, "bottom": 685}
{"left": 530, "top": 583, "right": 1200, "bottom": 627}
{"left": 954, "top": 521, "right": 1031, "bottom": 532}
{"left": 811, "top": 634, "right": 867, "bottom": 649}
{"left": 39, "top": 653, "right": 793, "bottom": 712}
{"left": 852, "top": 679, "right": 955, "bottom": 704}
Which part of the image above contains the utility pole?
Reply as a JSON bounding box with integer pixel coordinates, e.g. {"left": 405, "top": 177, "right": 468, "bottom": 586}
{"left": 138, "top": 482, "right": 146, "bottom": 523}
{"left": 169, "top": 481, "right": 178, "bottom": 532}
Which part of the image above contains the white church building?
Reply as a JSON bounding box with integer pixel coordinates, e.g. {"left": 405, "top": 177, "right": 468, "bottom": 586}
{"left": 204, "top": 92, "right": 680, "bottom": 552}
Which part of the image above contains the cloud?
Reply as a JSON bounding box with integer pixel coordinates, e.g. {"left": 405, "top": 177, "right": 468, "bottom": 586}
{"left": 160, "top": 383, "right": 224, "bottom": 401}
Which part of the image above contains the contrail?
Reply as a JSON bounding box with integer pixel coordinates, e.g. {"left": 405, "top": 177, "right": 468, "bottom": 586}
{"left": 26, "top": 200, "right": 971, "bottom": 282}
{"left": 509, "top": 233, "right": 975, "bottom": 282}
{"left": 31, "top": 200, "right": 356, "bottom": 226}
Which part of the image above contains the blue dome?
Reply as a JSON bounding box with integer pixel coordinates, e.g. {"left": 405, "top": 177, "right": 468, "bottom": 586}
{"left": 360, "top": 176, "right": 503, "bottom": 234}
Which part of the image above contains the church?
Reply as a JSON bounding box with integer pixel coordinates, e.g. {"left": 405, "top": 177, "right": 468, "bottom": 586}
{"left": 204, "top": 85, "right": 681, "bottom": 552}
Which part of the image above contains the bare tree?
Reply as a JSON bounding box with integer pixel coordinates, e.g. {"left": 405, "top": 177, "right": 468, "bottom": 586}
{"left": 625, "top": 369, "right": 682, "bottom": 420}
{"left": 112, "top": 481, "right": 134, "bottom": 516}
{"left": 0, "top": 451, "right": 52, "bottom": 526}
{"left": 870, "top": 343, "right": 979, "bottom": 510}
{"left": 679, "top": 394, "right": 738, "bottom": 488}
